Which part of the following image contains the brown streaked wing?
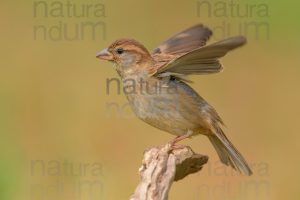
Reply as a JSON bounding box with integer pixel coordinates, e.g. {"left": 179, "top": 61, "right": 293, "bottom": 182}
{"left": 152, "top": 36, "right": 247, "bottom": 76}
{"left": 152, "top": 24, "right": 212, "bottom": 55}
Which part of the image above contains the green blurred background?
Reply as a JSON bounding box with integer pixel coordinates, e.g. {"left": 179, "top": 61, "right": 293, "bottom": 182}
{"left": 0, "top": 0, "right": 299, "bottom": 199}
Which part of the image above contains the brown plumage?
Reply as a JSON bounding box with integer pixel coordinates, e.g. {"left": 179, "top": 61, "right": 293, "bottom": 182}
{"left": 96, "top": 24, "right": 252, "bottom": 175}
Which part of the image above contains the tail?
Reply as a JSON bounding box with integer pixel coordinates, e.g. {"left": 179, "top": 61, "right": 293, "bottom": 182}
{"left": 208, "top": 132, "right": 252, "bottom": 176}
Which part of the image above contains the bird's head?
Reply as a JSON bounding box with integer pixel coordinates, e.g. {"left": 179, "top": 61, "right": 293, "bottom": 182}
{"left": 96, "top": 39, "right": 153, "bottom": 77}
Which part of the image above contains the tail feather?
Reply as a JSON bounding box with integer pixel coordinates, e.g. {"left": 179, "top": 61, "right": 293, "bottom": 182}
{"left": 208, "top": 133, "right": 252, "bottom": 176}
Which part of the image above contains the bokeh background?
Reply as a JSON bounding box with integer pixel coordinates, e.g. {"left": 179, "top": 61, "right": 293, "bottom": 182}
{"left": 1, "top": 0, "right": 300, "bottom": 200}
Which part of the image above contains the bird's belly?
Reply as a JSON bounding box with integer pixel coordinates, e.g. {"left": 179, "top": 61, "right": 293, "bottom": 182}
{"left": 126, "top": 92, "right": 201, "bottom": 136}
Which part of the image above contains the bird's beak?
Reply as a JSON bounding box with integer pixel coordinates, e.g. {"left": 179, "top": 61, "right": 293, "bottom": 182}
{"left": 96, "top": 48, "right": 113, "bottom": 61}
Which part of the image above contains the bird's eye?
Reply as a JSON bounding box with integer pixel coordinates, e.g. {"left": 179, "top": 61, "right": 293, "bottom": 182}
{"left": 116, "top": 48, "right": 124, "bottom": 55}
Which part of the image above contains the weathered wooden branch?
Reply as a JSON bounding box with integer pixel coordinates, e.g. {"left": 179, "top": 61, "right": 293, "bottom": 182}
{"left": 129, "top": 143, "right": 208, "bottom": 200}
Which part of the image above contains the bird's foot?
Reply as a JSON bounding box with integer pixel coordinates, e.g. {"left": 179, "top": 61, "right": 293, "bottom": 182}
{"left": 169, "top": 130, "right": 193, "bottom": 149}
{"left": 170, "top": 143, "right": 187, "bottom": 150}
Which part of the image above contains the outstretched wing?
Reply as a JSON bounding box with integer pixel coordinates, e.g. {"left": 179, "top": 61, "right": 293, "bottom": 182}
{"left": 152, "top": 24, "right": 212, "bottom": 55}
{"left": 152, "top": 36, "right": 247, "bottom": 77}
{"left": 150, "top": 24, "right": 213, "bottom": 76}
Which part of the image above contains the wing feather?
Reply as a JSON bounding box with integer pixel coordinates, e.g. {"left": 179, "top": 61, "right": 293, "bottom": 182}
{"left": 153, "top": 36, "right": 247, "bottom": 76}
{"left": 152, "top": 24, "right": 212, "bottom": 55}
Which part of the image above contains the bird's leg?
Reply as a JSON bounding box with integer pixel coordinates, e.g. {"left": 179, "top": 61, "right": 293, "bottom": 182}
{"left": 169, "top": 130, "right": 193, "bottom": 148}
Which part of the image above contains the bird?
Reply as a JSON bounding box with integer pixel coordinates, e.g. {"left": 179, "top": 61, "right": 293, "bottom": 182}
{"left": 96, "top": 24, "right": 252, "bottom": 175}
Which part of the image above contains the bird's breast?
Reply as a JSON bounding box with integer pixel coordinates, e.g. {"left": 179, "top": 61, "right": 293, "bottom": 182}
{"left": 123, "top": 76, "right": 178, "bottom": 118}
{"left": 122, "top": 76, "right": 206, "bottom": 135}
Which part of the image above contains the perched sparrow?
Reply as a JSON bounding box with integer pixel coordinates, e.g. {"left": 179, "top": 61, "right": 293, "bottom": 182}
{"left": 96, "top": 24, "right": 252, "bottom": 175}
